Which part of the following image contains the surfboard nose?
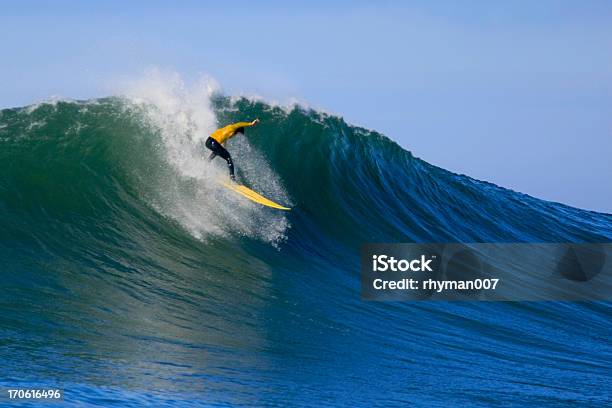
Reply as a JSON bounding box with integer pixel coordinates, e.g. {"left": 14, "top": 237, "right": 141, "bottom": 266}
{"left": 220, "top": 180, "right": 291, "bottom": 211}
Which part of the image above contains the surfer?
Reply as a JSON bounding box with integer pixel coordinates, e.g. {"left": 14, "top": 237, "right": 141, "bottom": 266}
{"left": 205, "top": 119, "right": 260, "bottom": 182}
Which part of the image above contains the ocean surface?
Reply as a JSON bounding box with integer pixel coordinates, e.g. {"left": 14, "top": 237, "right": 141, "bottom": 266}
{"left": 1, "top": 85, "right": 611, "bottom": 407}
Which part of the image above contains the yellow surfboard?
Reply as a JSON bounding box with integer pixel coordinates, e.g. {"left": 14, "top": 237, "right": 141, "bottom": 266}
{"left": 221, "top": 181, "right": 291, "bottom": 211}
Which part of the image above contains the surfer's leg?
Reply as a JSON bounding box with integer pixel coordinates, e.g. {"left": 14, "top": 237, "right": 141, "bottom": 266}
{"left": 216, "top": 147, "right": 235, "bottom": 181}
{"left": 219, "top": 150, "right": 235, "bottom": 181}
{"left": 205, "top": 137, "right": 219, "bottom": 161}
{"left": 205, "top": 137, "right": 235, "bottom": 181}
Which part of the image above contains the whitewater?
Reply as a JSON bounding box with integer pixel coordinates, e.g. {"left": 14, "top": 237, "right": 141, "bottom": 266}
{"left": 1, "top": 73, "right": 611, "bottom": 407}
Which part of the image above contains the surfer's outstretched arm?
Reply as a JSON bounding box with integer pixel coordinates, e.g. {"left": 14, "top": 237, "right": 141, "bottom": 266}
{"left": 225, "top": 119, "right": 260, "bottom": 134}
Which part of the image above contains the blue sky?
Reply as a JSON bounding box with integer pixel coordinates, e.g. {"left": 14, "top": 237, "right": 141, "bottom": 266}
{"left": 1, "top": 1, "right": 611, "bottom": 212}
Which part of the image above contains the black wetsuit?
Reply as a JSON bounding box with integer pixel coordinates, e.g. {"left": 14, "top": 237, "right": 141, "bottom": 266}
{"left": 205, "top": 136, "right": 235, "bottom": 180}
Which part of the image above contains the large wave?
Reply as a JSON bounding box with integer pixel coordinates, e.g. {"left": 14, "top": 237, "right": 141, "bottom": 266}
{"left": 1, "top": 75, "right": 611, "bottom": 407}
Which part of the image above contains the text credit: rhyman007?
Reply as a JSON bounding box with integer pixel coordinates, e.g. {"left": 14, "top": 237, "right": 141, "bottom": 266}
{"left": 361, "top": 243, "right": 612, "bottom": 301}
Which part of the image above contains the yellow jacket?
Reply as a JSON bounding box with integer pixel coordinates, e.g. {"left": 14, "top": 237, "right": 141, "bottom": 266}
{"left": 210, "top": 122, "right": 254, "bottom": 144}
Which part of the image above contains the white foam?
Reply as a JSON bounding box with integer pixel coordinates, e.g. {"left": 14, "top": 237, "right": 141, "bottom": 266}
{"left": 121, "top": 69, "right": 290, "bottom": 245}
